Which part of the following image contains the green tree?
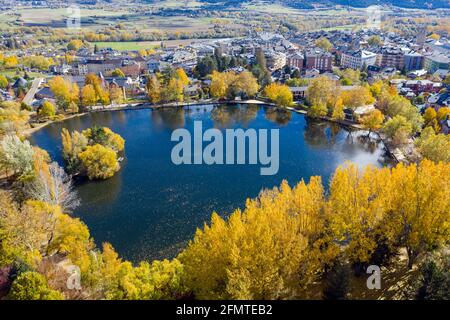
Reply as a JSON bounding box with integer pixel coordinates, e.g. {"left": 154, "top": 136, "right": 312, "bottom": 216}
{"left": 195, "top": 56, "right": 218, "bottom": 78}
{"left": 415, "top": 127, "right": 450, "bottom": 162}
{"left": 0, "top": 135, "right": 34, "bottom": 178}
{"left": 322, "top": 259, "right": 350, "bottom": 300}
{"left": 8, "top": 272, "right": 64, "bottom": 300}
{"left": 383, "top": 115, "right": 413, "bottom": 145}
{"left": 367, "top": 35, "right": 383, "bottom": 47}
{"left": 315, "top": 37, "right": 332, "bottom": 52}
{"left": 415, "top": 255, "right": 450, "bottom": 300}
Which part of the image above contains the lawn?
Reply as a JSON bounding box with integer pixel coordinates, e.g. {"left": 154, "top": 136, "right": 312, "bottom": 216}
{"left": 0, "top": 69, "right": 49, "bottom": 80}
{"left": 92, "top": 42, "right": 161, "bottom": 51}
{"left": 93, "top": 37, "right": 224, "bottom": 51}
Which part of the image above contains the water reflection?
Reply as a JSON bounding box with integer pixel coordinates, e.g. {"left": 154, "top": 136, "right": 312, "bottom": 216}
{"left": 151, "top": 107, "right": 186, "bottom": 130}
{"left": 303, "top": 118, "right": 335, "bottom": 148}
{"left": 210, "top": 104, "right": 259, "bottom": 128}
{"left": 74, "top": 168, "right": 123, "bottom": 218}
{"left": 264, "top": 107, "right": 292, "bottom": 126}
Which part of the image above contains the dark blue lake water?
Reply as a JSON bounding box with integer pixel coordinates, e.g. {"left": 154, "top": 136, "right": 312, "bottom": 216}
{"left": 30, "top": 104, "right": 390, "bottom": 262}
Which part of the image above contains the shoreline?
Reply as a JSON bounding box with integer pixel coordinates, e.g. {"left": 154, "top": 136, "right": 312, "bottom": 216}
{"left": 23, "top": 112, "right": 89, "bottom": 137}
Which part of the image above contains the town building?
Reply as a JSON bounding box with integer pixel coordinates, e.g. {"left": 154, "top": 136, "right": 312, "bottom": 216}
{"left": 340, "top": 50, "right": 377, "bottom": 70}
{"left": 376, "top": 46, "right": 406, "bottom": 70}
{"left": 265, "top": 50, "right": 287, "bottom": 71}
{"left": 304, "top": 48, "right": 333, "bottom": 72}
{"left": 404, "top": 51, "right": 424, "bottom": 71}
{"left": 423, "top": 54, "right": 450, "bottom": 73}
{"left": 286, "top": 52, "right": 304, "bottom": 71}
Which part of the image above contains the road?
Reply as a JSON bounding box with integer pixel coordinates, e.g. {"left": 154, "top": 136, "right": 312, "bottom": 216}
{"left": 22, "top": 77, "right": 43, "bottom": 106}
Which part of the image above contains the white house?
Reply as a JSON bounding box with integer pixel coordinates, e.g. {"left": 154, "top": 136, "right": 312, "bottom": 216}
{"left": 341, "top": 50, "right": 377, "bottom": 70}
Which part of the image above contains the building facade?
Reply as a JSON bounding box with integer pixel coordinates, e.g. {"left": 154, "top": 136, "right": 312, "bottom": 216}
{"left": 305, "top": 48, "right": 333, "bottom": 72}
{"left": 341, "top": 50, "right": 377, "bottom": 70}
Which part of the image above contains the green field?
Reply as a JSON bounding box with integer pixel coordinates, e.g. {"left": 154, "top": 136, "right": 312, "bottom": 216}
{"left": 92, "top": 42, "right": 161, "bottom": 51}
{"left": 93, "top": 37, "right": 220, "bottom": 51}
{"left": 0, "top": 7, "right": 134, "bottom": 29}
{"left": 0, "top": 69, "right": 49, "bottom": 80}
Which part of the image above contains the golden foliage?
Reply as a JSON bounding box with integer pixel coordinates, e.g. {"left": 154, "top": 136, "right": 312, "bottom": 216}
{"left": 264, "top": 83, "right": 293, "bottom": 107}
{"left": 78, "top": 144, "right": 119, "bottom": 180}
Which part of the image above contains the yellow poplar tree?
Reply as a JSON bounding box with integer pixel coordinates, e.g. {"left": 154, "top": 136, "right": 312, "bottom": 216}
{"left": 385, "top": 161, "right": 450, "bottom": 268}
{"left": 360, "top": 109, "right": 384, "bottom": 135}
{"left": 78, "top": 144, "right": 119, "bottom": 180}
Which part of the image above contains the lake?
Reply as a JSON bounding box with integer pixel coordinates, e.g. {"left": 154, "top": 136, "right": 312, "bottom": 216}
{"left": 30, "top": 104, "right": 391, "bottom": 263}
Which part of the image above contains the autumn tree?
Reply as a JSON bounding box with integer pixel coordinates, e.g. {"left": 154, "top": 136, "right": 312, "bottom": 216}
{"left": 341, "top": 86, "right": 374, "bottom": 109}
{"left": 95, "top": 243, "right": 187, "bottom": 300}
{"left": 84, "top": 73, "right": 109, "bottom": 105}
{"left": 308, "top": 103, "right": 328, "bottom": 118}
{"left": 331, "top": 97, "right": 345, "bottom": 120}
{"left": 0, "top": 75, "right": 8, "bottom": 89}
{"left": 67, "top": 39, "right": 83, "bottom": 51}
{"left": 49, "top": 76, "right": 79, "bottom": 110}
{"left": 385, "top": 161, "right": 450, "bottom": 268}
{"left": 109, "top": 86, "right": 124, "bottom": 104}
{"left": 328, "top": 164, "right": 391, "bottom": 268}
{"left": 264, "top": 83, "right": 293, "bottom": 107}
{"left": 61, "top": 128, "right": 88, "bottom": 173}
{"left": 210, "top": 71, "right": 259, "bottom": 100}
{"left": 437, "top": 107, "right": 450, "bottom": 122}
{"left": 383, "top": 115, "right": 413, "bottom": 145}
{"left": 415, "top": 127, "right": 450, "bottom": 162}
{"left": 234, "top": 71, "right": 259, "bottom": 98}
{"left": 382, "top": 95, "right": 423, "bottom": 133}
{"left": 175, "top": 68, "right": 190, "bottom": 87}
{"left": 82, "top": 126, "right": 125, "bottom": 153}
{"left": 81, "top": 84, "right": 97, "bottom": 107}
{"left": 25, "top": 161, "right": 80, "bottom": 213}
{"left": 315, "top": 37, "right": 333, "bottom": 52}
{"left": 78, "top": 144, "right": 120, "bottom": 180}
{"left": 339, "top": 69, "right": 361, "bottom": 85}
{"left": 66, "top": 101, "right": 79, "bottom": 114}
{"left": 146, "top": 75, "right": 161, "bottom": 104}
{"left": 38, "top": 101, "right": 56, "bottom": 119}
{"left": 306, "top": 76, "right": 338, "bottom": 111}
{"left": 0, "top": 198, "right": 62, "bottom": 266}
{"left": 111, "top": 68, "right": 125, "bottom": 78}
{"left": 0, "top": 135, "right": 34, "bottom": 178}
{"left": 166, "top": 78, "right": 184, "bottom": 103}
{"left": 3, "top": 55, "right": 18, "bottom": 68}
{"left": 360, "top": 109, "right": 384, "bottom": 136}
{"left": 210, "top": 71, "right": 230, "bottom": 99}
{"left": 0, "top": 101, "right": 30, "bottom": 135}
{"left": 180, "top": 178, "right": 328, "bottom": 299}
{"left": 423, "top": 107, "right": 439, "bottom": 132}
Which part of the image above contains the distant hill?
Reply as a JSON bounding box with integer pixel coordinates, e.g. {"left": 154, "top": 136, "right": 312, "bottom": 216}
{"left": 196, "top": 0, "right": 450, "bottom": 9}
